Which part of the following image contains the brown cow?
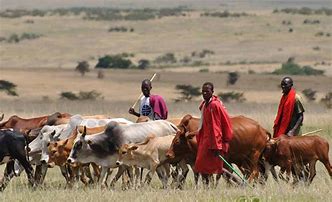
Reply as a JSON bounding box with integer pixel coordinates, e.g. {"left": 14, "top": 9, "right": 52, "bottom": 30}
{"left": 0, "top": 112, "right": 71, "bottom": 142}
{"left": 47, "top": 128, "right": 100, "bottom": 187}
{"left": 263, "top": 135, "right": 332, "bottom": 185}
{"left": 166, "top": 114, "right": 269, "bottom": 184}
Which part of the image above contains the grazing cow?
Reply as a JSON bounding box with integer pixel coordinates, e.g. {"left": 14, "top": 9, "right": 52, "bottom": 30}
{"left": 0, "top": 129, "right": 35, "bottom": 191}
{"left": 263, "top": 135, "right": 332, "bottom": 185}
{"left": 67, "top": 120, "right": 178, "bottom": 187}
{"left": 47, "top": 128, "right": 100, "bottom": 187}
{"left": 116, "top": 134, "right": 175, "bottom": 188}
{"left": 166, "top": 114, "right": 269, "bottom": 184}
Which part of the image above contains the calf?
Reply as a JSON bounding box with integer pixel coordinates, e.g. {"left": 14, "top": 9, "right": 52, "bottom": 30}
{"left": 0, "top": 129, "right": 35, "bottom": 191}
{"left": 116, "top": 135, "right": 175, "bottom": 188}
{"left": 48, "top": 128, "right": 100, "bottom": 187}
{"left": 263, "top": 135, "right": 332, "bottom": 185}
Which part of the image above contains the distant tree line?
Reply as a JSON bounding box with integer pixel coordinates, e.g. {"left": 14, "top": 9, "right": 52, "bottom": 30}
{"left": 273, "top": 7, "right": 332, "bottom": 16}
{"left": 0, "top": 33, "right": 42, "bottom": 43}
{"left": 0, "top": 7, "right": 190, "bottom": 21}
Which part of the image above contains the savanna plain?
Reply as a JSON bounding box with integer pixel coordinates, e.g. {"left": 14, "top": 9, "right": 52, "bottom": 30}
{"left": 0, "top": 0, "right": 332, "bottom": 201}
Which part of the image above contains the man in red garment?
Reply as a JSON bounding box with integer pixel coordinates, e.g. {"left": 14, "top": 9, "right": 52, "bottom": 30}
{"left": 195, "top": 82, "right": 233, "bottom": 185}
{"left": 273, "top": 77, "right": 304, "bottom": 138}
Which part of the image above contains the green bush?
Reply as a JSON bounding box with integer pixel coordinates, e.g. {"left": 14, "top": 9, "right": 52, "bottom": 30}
{"left": 138, "top": 59, "right": 150, "bottom": 69}
{"left": 154, "top": 53, "right": 177, "bottom": 64}
{"left": 175, "top": 84, "right": 201, "bottom": 102}
{"left": 321, "top": 92, "right": 332, "bottom": 109}
{"left": 60, "top": 92, "right": 79, "bottom": 100}
{"left": 227, "top": 72, "right": 239, "bottom": 85}
{"left": 60, "top": 90, "right": 102, "bottom": 100}
{"left": 95, "top": 55, "right": 132, "bottom": 69}
{"left": 218, "top": 91, "right": 246, "bottom": 103}
{"left": 302, "top": 88, "right": 316, "bottom": 101}
{"left": 75, "top": 61, "right": 90, "bottom": 76}
{"left": 0, "top": 80, "right": 18, "bottom": 96}
{"left": 272, "top": 61, "right": 324, "bottom": 76}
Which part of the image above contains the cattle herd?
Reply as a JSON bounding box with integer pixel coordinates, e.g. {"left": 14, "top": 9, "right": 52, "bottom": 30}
{"left": 0, "top": 112, "right": 331, "bottom": 191}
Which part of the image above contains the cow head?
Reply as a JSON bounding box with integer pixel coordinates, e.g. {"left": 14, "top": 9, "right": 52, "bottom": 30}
{"left": 115, "top": 144, "right": 138, "bottom": 166}
{"left": 166, "top": 128, "right": 194, "bottom": 159}
{"left": 47, "top": 138, "right": 70, "bottom": 167}
{"left": 262, "top": 138, "right": 281, "bottom": 164}
{"left": 67, "top": 126, "right": 93, "bottom": 164}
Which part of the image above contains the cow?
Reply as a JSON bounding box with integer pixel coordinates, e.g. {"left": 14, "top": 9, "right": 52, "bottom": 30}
{"left": 0, "top": 129, "right": 35, "bottom": 191}
{"left": 166, "top": 114, "right": 269, "bottom": 185}
{"left": 47, "top": 128, "right": 100, "bottom": 187}
{"left": 0, "top": 112, "right": 71, "bottom": 142}
{"left": 116, "top": 134, "right": 175, "bottom": 188}
{"left": 263, "top": 135, "right": 332, "bottom": 185}
{"left": 67, "top": 120, "right": 178, "bottom": 188}
{"left": 28, "top": 115, "right": 132, "bottom": 185}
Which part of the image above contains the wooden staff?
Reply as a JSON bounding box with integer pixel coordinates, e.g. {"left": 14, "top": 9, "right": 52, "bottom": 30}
{"left": 302, "top": 129, "right": 323, "bottom": 136}
{"left": 131, "top": 73, "right": 157, "bottom": 109}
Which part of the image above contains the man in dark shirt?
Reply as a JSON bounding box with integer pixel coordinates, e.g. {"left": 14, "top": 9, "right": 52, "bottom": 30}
{"left": 273, "top": 77, "right": 305, "bottom": 137}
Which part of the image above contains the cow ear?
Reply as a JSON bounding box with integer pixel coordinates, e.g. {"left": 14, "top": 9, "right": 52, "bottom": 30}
{"left": 50, "top": 130, "right": 56, "bottom": 137}
{"left": 128, "top": 145, "right": 138, "bottom": 151}
{"left": 185, "top": 132, "right": 196, "bottom": 139}
{"left": 62, "top": 139, "right": 69, "bottom": 146}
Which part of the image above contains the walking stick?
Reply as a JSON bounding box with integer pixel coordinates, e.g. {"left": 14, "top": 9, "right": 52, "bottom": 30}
{"left": 301, "top": 129, "right": 323, "bottom": 136}
{"left": 217, "top": 154, "right": 254, "bottom": 189}
{"left": 131, "top": 73, "right": 157, "bottom": 109}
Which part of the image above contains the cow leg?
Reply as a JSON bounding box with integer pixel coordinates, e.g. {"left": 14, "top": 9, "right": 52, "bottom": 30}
{"left": 0, "top": 161, "right": 15, "bottom": 192}
{"left": 99, "top": 166, "right": 110, "bottom": 188}
{"left": 307, "top": 161, "right": 317, "bottom": 185}
{"left": 201, "top": 174, "right": 210, "bottom": 188}
{"left": 320, "top": 156, "right": 332, "bottom": 179}
{"left": 247, "top": 150, "right": 261, "bottom": 183}
{"left": 34, "top": 163, "right": 48, "bottom": 185}
{"left": 79, "top": 166, "right": 91, "bottom": 186}
{"left": 215, "top": 174, "right": 222, "bottom": 188}
{"left": 60, "top": 165, "right": 72, "bottom": 187}
{"left": 270, "top": 166, "right": 279, "bottom": 182}
{"left": 13, "top": 160, "right": 24, "bottom": 176}
{"left": 16, "top": 156, "right": 35, "bottom": 188}
{"left": 90, "top": 163, "right": 101, "bottom": 182}
{"left": 285, "top": 160, "right": 292, "bottom": 183}
{"left": 81, "top": 164, "right": 94, "bottom": 184}
{"left": 109, "top": 166, "right": 127, "bottom": 188}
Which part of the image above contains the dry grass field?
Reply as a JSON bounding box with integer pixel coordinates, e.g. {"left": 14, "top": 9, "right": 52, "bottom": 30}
{"left": 0, "top": 0, "right": 332, "bottom": 201}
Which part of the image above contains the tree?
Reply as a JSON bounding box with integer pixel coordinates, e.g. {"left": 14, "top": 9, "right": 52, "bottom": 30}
{"left": 75, "top": 61, "right": 90, "bottom": 76}
{"left": 227, "top": 72, "right": 239, "bottom": 85}
{"left": 175, "top": 84, "right": 200, "bottom": 102}
{"left": 95, "top": 55, "right": 132, "bottom": 69}
{"left": 0, "top": 80, "right": 18, "bottom": 96}
{"left": 321, "top": 92, "right": 332, "bottom": 109}
{"left": 138, "top": 59, "right": 150, "bottom": 69}
{"left": 302, "top": 88, "right": 316, "bottom": 102}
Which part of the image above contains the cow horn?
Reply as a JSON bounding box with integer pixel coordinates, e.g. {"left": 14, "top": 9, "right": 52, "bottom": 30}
{"left": 0, "top": 113, "right": 4, "bottom": 122}
{"left": 82, "top": 126, "right": 87, "bottom": 138}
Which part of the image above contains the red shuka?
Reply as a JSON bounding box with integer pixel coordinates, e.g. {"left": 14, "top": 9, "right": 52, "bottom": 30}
{"left": 273, "top": 88, "right": 296, "bottom": 138}
{"left": 150, "top": 95, "right": 168, "bottom": 120}
{"left": 195, "top": 95, "right": 233, "bottom": 174}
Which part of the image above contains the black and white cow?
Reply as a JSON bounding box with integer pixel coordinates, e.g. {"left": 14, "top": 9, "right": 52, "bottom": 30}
{"left": 0, "top": 129, "right": 35, "bottom": 191}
